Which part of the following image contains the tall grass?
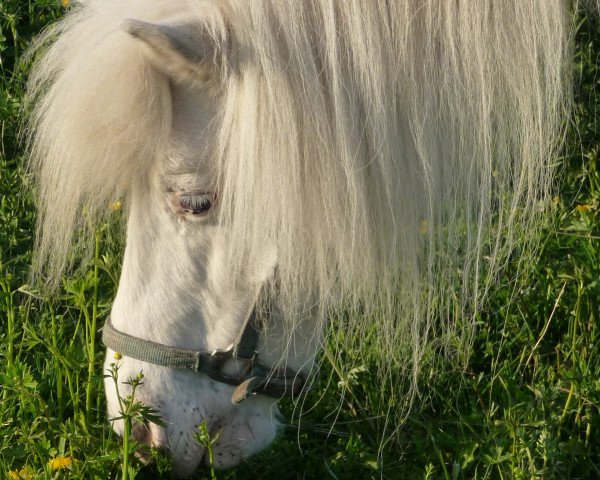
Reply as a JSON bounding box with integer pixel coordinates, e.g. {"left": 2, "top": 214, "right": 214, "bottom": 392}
{"left": 1, "top": 2, "right": 599, "bottom": 479}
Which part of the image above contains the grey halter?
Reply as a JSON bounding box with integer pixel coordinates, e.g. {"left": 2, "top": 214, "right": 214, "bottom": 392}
{"left": 101, "top": 312, "right": 305, "bottom": 404}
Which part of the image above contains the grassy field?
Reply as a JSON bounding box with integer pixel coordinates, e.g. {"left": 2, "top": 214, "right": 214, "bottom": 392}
{"left": 1, "top": 2, "right": 599, "bottom": 479}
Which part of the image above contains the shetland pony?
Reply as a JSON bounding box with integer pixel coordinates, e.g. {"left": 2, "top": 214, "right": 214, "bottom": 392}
{"left": 26, "top": 0, "right": 594, "bottom": 474}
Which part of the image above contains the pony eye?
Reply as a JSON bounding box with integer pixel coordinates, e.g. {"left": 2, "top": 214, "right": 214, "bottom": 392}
{"left": 177, "top": 193, "right": 213, "bottom": 215}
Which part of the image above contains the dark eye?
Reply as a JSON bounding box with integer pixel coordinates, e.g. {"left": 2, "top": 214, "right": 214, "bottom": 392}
{"left": 177, "top": 192, "right": 214, "bottom": 215}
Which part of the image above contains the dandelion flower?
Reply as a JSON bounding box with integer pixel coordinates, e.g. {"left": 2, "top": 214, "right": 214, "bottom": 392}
{"left": 576, "top": 204, "right": 591, "bottom": 213}
{"left": 110, "top": 200, "right": 122, "bottom": 211}
{"left": 49, "top": 455, "right": 73, "bottom": 471}
{"left": 61, "top": 0, "right": 70, "bottom": 7}
{"left": 8, "top": 467, "right": 33, "bottom": 480}
{"left": 114, "top": 352, "right": 123, "bottom": 360}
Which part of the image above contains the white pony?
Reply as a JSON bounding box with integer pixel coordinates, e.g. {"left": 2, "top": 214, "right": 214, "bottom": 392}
{"left": 26, "top": 0, "right": 595, "bottom": 475}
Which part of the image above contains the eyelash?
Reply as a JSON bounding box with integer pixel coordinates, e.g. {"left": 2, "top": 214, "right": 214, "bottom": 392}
{"left": 176, "top": 193, "right": 214, "bottom": 215}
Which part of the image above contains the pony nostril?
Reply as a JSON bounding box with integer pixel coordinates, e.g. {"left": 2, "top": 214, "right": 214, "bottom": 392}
{"left": 132, "top": 424, "right": 152, "bottom": 443}
{"left": 132, "top": 424, "right": 165, "bottom": 465}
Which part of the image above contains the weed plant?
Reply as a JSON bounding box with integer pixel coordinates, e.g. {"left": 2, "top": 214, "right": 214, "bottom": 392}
{"left": 0, "top": 2, "right": 599, "bottom": 479}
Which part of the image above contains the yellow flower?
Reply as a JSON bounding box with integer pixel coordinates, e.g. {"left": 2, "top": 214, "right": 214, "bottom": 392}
{"left": 49, "top": 455, "right": 73, "bottom": 471}
{"left": 114, "top": 351, "right": 123, "bottom": 360}
{"left": 61, "top": 0, "right": 70, "bottom": 7}
{"left": 110, "top": 200, "right": 122, "bottom": 211}
{"left": 552, "top": 195, "right": 560, "bottom": 204}
{"left": 576, "top": 203, "right": 591, "bottom": 213}
{"left": 8, "top": 467, "right": 33, "bottom": 480}
{"left": 419, "top": 220, "right": 429, "bottom": 235}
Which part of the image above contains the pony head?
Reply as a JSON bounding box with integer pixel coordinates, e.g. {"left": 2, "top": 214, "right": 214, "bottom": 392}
{"left": 26, "top": 0, "right": 572, "bottom": 475}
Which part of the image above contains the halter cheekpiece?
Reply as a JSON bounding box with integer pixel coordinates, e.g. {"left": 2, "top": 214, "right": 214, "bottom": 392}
{"left": 101, "top": 312, "right": 305, "bottom": 404}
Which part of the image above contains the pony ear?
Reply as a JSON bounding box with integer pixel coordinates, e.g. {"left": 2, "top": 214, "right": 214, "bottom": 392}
{"left": 123, "top": 18, "right": 226, "bottom": 86}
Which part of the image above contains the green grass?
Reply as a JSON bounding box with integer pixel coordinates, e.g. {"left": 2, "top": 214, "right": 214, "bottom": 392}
{"left": 1, "top": 2, "right": 599, "bottom": 479}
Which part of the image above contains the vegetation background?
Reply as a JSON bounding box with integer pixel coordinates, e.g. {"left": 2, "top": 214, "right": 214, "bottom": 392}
{"left": 0, "top": 1, "right": 598, "bottom": 479}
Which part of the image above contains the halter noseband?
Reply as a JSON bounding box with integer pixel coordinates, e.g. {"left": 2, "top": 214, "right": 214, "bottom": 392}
{"left": 101, "top": 313, "right": 305, "bottom": 404}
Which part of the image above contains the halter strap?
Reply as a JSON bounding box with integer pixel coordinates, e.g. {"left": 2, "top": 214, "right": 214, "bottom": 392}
{"left": 101, "top": 315, "right": 305, "bottom": 403}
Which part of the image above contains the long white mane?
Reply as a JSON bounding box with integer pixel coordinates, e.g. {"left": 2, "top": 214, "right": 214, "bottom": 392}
{"left": 27, "top": 0, "right": 577, "bottom": 387}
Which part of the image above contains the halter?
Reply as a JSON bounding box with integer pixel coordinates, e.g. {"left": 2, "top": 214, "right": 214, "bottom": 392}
{"left": 101, "top": 311, "right": 305, "bottom": 404}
